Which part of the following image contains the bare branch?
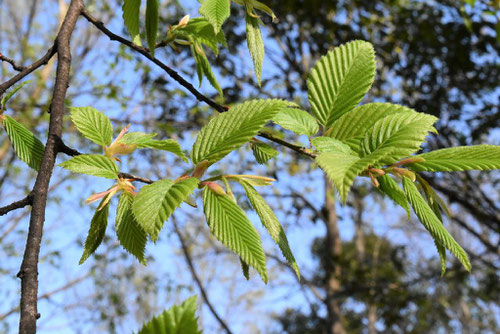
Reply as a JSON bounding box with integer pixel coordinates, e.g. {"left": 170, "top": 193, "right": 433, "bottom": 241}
{"left": 0, "top": 45, "right": 57, "bottom": 96}
{"left": 17, "top": 1, "right": 83, "bottom": 332}
{"left": 173, "top": 218, "right": 234, "bottom": 334}
{"left": 0, "top": 53, "right": 27, "bottom": 71}
{"left": 0, "top": 194, "right": 33, "bottom": 216}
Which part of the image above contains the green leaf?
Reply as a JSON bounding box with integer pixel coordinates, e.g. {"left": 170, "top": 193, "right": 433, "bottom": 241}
{"left": 377, "top": 175, "right": 410, "bottom": 218}
{"left": 273, "top": 108, "right": 319, "bottom": 136}
{"left": 122, "top": 0, "right": 142, "bottom": 46}
{"left": 192, "top": 99, "right": 293, "bottom": 165}
{"left": 191, "top": 42, "right": 223, "bottom": 96}
{"left": 328, "top": 103, "right": 410, "bottom": 153}
{"left": 2, "top": 115, "right": 44, "bottom": 171}
{"left": 402, "top": 177, "right": 471, "bottom": 272}
{"left": 245, "top": 11, "right": 264, "bottom": 86}
{"left": 360, "top": 111, "right": 437, "bottom": 165}
{"left": 120, "top": 132, "right": 188, "bottom": 162}
{"left": 239, "top": 179, "right": 300, "bottom": 279}
{"left": 199, "top": 0, "right": 230, "bottom": 34}
{"left": 407, "top": 145, "right": 500, "bottom": 172}
{"left": 133, "top": 178, "right": 199, "bottom": 241}
{"left": 307, "top": 40, "right": 376, "bottom": 129}
{"left": 116, "top": 192, "right": 147, "bottom": 264}
{"left": 59, "top": 154, "right": 119, "bottom": 179}
{"left": 1, "top": 80, "right": 31, "bottom": 107}
{"left": 79, "top": 198, "right": 110, "bottom": 264}
{"left": 435, "top": 239, "right": 447, "bottom": 277}
{"left": 240, "top": 257, "right": 250, "bottom": 280}
{"left": 251, "top": 141, "right": 278, "bottom": 164}
{"left": 177, "top": 17, "right": 226, "bottom": 55}
{"left": 146, "top": 0, "right": 159, "bottom": 56}
{"left": 316, "top": 151, "right": 360, "bottom": 203}
{"left": 203, "top": 187, "right": 268, "bottom": 282}
{"left": 312, "top": 136, "right": 352, "bottom": 154}
{"left": 138, "top": 296, "right": 201, "bottom": 334}
{"left": 70, "top": 107, "right": 113, "bottom": 146}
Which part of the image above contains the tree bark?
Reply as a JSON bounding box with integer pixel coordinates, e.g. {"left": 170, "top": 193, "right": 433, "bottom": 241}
{"left": 17, "top": 1, "right": 82, "bottom": 332}
{"left": 323, "top": 176, "right": 346, "bottom": 334}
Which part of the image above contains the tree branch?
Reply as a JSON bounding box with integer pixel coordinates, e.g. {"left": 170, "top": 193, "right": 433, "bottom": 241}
{"left": 79, "top": 8, "right": 314, "bottom": 161}
{"left": 17, "top": 1, "right": 83, "bottom": 332}
{"left": 173, "top": 218, "right": 234, "bottom": 334}
{"left": 0, "top": 53, "right": 27, "bottom": 71}
{"left": 0, "top": 45, "right": 57, "bottom": 96}
{"left": 80, "top": 8, "right": 228, "bottom": 114}
{"left": 0, "top": 194, "right": 33, "bottom": 216}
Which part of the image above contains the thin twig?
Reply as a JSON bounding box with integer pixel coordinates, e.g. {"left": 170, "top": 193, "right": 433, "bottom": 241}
{"left": 0, "top": 53, "right": 27, "bottom": 71}
{"left": 118, "top": 173, "right": 154, "bottom": 184}
{"left": 0, "top": 194, "right": 33, "bottom": 216}
{"left": 258, "top": 131, "right": 316, "bottom": 158}
{"left": 0, "top": 273, "right": 90, "bottom": 321}
{"left": 80, "top": 8, "right": 228, "bottom": 114}
{"left": 173, "top": 218, "right": 234, "bottom": 334}
{"left": 0, "top": 45, "right": 57, "bottom": 96}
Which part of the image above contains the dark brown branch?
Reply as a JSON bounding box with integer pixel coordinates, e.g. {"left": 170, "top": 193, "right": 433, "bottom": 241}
{"left": 258, "top": 131, "right": 316, "bottom": 158}
{"left": 80, "top": 8, "right": 229, "bottom": 114}
{"left": 173, "top": 219, "right": 234, "bottom": 334}
{"left": 0, "top": 53, "right": 27, "bottom": 71}
{"left": 118, "top": 173, "right": 154, "bottom": 184}
{"left": 80, "top": 8, "right": 315, "bottom": 161}
{"left": 0, "top": 45, "right": 57, "bottom": 96}
{"left": 0, "top": 194, "right": 33, "bottom": 216}
{"left": 17, "top": 1, "right": 83, "bottom": 332}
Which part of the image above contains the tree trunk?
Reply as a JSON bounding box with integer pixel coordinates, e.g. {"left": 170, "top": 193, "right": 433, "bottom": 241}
{"left": 323, "top": 176, "right": 346, "bottom": 334}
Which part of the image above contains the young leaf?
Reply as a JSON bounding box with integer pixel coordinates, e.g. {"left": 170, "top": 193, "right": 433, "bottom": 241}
{"left": 199, "top": 0, "right": 230, "bottom": 34}
{"left": 273, "top": 108, "right": 319, "bottom": 136}
{"left": 79, "top": 198, "right": 110, "bottom": 264}
{"left": 177, "top": 17, "right": 226, "bottom": 55}
{"left": 122, "top": 0, "right": 142, "bottom": 46}
{"left": 328, "top": 103, "right": 410, "bottom": 152}
{"left": 138, "top": 296, "right": 201, "bottom": 334}
{"left": 2, "top": 115, "right": 44, "bottom": 171}
{"left": 360, "top": 111, "right": 437, "bottom": 165}
{"left": 203, "top": 187, "right": 268, "bottom": 282}
{"left": 59, "top": 154, "right": 119, "bottom": 179}
{"left": 191, "top": 99, "right": 294, "bottom": 165}
{"left": 224, "top": 174, "right": 275, "bottom": 187}
{"left": 191, "top": 42, "right": 223, "bottom": 95}
{"left": 245, "top": 11, "right": 264, "bottom": 86}
{"left": 116, "top": 192, "right": 147, "bottom": 264}
{"left": 402, "top": 177, "right": 471, "bottom": 272}
{"left": 132, "top": 177, "right": 199, "bottom": 241}
{"left": 377, "top": 175, "right": 411, "bottom": 218}
{"left": 307, "top": 40, "right": 376, "bottom": 129}
{"left": 312, "top": 136, "right": 352, "bottom": 154}
{"left": 1, "top": 80, "right": 31, "bottom": 108}
{"left": 239, "top": 179, "right": 300, "bottom": 279}
{"left": 251, "top": 141, "right": 278, "bottom": 164}
{"left": 145, "top": 0, "right": 159, "bottom": 56}
{"left": 120, "top": 132, "right": 188, "bottom": 162}
{"left": 70, "top": 107, "right": 113, "bottom": 146}
{"left": 407, "top": 145, "right": 500, "bottom": 172}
